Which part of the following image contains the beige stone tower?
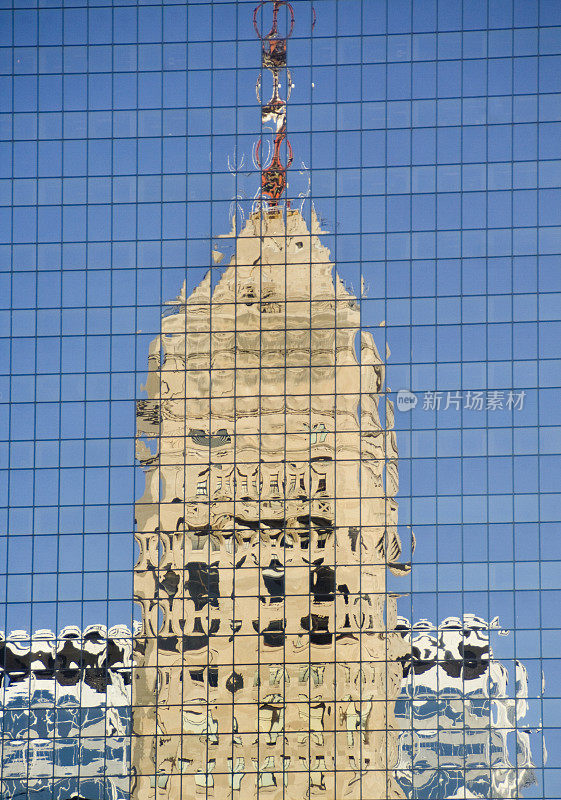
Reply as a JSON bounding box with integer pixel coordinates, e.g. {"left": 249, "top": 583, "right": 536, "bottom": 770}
{"left": 131, "top": 207, "right": 406, "bottom": 799}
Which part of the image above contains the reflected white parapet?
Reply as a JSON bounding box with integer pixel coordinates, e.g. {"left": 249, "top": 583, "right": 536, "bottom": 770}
{"left": 394, "top": 615, "right": 537, "bottom": 800}
{"left": 1, "top": 615, "right": 541, "bottom": 800}
{"left": 0, "top": 626, "right": 135, "bottom": 800}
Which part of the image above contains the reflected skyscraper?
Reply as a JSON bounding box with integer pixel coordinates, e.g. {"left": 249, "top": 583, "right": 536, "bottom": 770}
{"left": 131, "top": 205, "right": 407, "bottom": 798}
{"left": 131, "top": 2, "right": 407, "bottom": 796}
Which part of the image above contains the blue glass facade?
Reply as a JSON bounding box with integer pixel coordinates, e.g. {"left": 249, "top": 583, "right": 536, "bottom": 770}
{"left": 1, "top": 1, "right": 560, "bottom": 797}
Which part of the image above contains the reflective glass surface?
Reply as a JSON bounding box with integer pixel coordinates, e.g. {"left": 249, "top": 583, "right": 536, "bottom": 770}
{"left": 1, "top": 1, "right": 560, "bottom": 798}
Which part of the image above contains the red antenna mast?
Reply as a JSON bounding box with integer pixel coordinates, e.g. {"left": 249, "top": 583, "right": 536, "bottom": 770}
{"left": 253, "top": 1, "right": 295, "bottom": 209}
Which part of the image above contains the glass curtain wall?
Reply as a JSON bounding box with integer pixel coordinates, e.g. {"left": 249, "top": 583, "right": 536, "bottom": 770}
{"left": 1, "top": 1, "right": 560, "bottom": 798}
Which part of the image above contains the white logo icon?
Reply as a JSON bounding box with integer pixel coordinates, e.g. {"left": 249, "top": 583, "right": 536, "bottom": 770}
{"left": 397, "top": 390, "right": 417, "bottom": 412}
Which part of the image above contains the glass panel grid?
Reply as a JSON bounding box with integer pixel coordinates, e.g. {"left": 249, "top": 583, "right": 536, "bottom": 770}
{"left": 0, "top": 1, "right": 560, "bottom": 798}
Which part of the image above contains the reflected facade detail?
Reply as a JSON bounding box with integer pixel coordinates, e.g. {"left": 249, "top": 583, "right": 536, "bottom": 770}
{"left": 395, "top": 616, "right": 536, "bottom": 800}
{"left": 132, "top": 208, "right": 407, "bottom": 797}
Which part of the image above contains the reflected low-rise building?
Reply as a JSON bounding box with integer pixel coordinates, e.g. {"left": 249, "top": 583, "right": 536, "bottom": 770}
{"left": 394, "top": 615, "right": 536, "bottom": 800}
{"left": 1, "top": 615, "right": 540, "bottom": 800}
{"left": 0, "top": 626, "right": 134, "bottom": 800}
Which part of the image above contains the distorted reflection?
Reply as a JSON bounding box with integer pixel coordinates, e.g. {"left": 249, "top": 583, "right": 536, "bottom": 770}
{"left": 132, "top": 209, "right": 406, "bottom": 798}
{"left": 395, "top": 616, "right": 537, "bottom": 799}
{"left": 0, "top": 626, "right": 134, "bottom": 800}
